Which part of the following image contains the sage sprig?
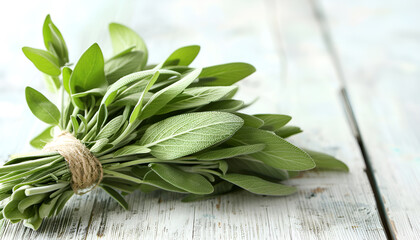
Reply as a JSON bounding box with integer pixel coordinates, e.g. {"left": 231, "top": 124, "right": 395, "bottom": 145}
{"left": 0, "top": 15, "right": 348, "bottom": 230}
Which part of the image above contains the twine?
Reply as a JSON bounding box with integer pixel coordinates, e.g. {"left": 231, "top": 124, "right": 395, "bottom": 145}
{"left": 43, "top": 131, "right": 103, "bottom": 195}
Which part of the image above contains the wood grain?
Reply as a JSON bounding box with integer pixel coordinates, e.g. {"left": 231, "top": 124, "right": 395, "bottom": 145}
{"left": 0, "top": 0, "right": 387, "bottom": 239}
{"left": 318, "top": 0, "right": 420, "bottom": 239}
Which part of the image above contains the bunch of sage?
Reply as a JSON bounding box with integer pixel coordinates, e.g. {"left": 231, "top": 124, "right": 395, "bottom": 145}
{"left": 0, "top": 15, "right": 348, "bottom": 230}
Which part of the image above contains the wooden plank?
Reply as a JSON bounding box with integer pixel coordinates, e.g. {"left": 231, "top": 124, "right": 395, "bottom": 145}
{"left": 318, "top": 0, "right": 420, "bottom": 239}
{"left": 0, "top": 0, "right": 385, "bottom": 239}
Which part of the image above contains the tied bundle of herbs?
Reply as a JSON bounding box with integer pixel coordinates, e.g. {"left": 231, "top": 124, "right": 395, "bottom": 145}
{"left": 0, "top": 15, "right": 348, "bottom": 230}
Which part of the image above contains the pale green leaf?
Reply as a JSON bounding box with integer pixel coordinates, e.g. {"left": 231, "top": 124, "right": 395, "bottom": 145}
{"left": 113, "top": 145, "right": 151, "bottom": 157}
{"left": 275, "top": 126, "right": 303, "bottom": 138}
{"left": 25, "top": 87, "right": 61, "bottom": 125}
{"left": 304, "top": 149, "right": 349, "bottom": 172}
{"left": 194, "top": 62, "right": 256, "bottom": 86}
{"left": 149, "top": 163, "right": 213, "bottom": 194}
{"left": 221, "top": 173, "right": 296, "bottom": 196}
{"left": 105, "top": 51, "right": 144, "bottom": 84}
{"left": 227, "top": 127, "right": 315, "bottom": 171}
{"left": 22, "top": 47, "right": 61, "bottom": 76}
{"left": 163, "top": 45, "right": 200, "bottom": 67}
{"left": 156, "top": 86, "right": 238, "bottom": 115}
{"left": 254, "top": 114, "right": 292, "bottom": 131}
{"left": 233, "top": 113, "right": 264, "bottom": 128}
{"left": 139, "top": 112, "right": 244, "bottom": 160}
{"left": 196, "top": 144, "right": 265, "bottom": 161}
{"left": 139, "top": 68, "right": 202, "bottom": 120}
{"left": 109, "top": 23, "right": 148, "bottom": 68}
{"left": 100, "top": 186, "right": 128, "bottom": 210}
{"left": 30, "top": 126, "right": 54, "bottom": 149}
{"left": 69, "top": 43, "right": 107, "bottom": 109}
{"left": 43, "top": 14, "right": 68, "bottom": 65}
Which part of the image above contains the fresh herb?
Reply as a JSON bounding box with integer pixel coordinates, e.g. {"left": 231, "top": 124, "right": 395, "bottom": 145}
{"left": 0, "top": 15, "right": 348, "bottom": 230}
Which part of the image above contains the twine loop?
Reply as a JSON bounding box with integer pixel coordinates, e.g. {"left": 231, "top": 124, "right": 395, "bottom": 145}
{"left": 43, "top": 131, "right": 103, "bottom": 195}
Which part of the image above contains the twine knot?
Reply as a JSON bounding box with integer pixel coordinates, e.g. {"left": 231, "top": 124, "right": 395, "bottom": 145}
{"left": 43, "top": 131, "right": 103, "bottom": 195}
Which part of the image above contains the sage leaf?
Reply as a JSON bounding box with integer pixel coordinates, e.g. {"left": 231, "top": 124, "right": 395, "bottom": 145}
{"left": 25, "top": 87, "right": 61, "bottom": 125}
{"left": 69, "top": 43, "right": 107, "bottom": 109}
{"left": 113, "top": 145, "right": 151, "bottom": 157}
{"left": 233, "top": 113, "right": 264, "bottom": 128}
{"left": 254, "top": 114, "right": 292, "bottom": 131}
{"left": 109, "top": 23, "right": 148, "bottom": 68}
{"left": 139, "top": 68, "right": 202, "bottom": 120}
{"left": 156, "top": 86, "right": 238, "bottom": 115}
{"left": 130, "top": 71, "right": 160, "bottom": 123}
{"left": 139, "top": 112, "right": 244, "bottom": 160}
{"left": 42, "top": 15, "right": 68, "bottom": 65}
{"left": 195, "top": 62, "right": 256, "bottom": 86}
{"left": 228, "top": 157, "right": 290, "bottom": 181}
{"left": 100, "top": 186, "right": 128, "bottom": 210}
{"left": 196, "top": 144, "right": 265, "bottom": 161}
{"left": 182, "top": 181, "right": 235, "bottom": 202}
{"left": 304, "top": 149, "right": 349, "bottom": 172}
{"left": 105, "top": 51, "right": 144, "bottom": 84}
{"left": 227, "top": 127, "right": 315, "bottom": 171}
{"left": 221, "top": 173, "right": 296, "bottom": 196}
{"left": 141, "top": 170, "right": 187, "bottom": 193}
{"left": 22, "top": 47, "right": 61, "bottom": 76}
{"left": 199, "top": 99, "right": 244, "bottom": 112}
{"left": 163, "top": 45, "right": 200, "bottom": 67}
{"left": 149, "top": 163, "right": 213, "bottom": 194}
{"left": 275, "top": 126, "right": 303, "bottom": 138}
{"left": 30, "top": 126, "right": 54, "bottom": 149}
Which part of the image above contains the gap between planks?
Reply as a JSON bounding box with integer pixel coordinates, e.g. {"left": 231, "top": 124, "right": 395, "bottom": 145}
{"left": 309, "top": 0, "right": 395, "bottom": 239}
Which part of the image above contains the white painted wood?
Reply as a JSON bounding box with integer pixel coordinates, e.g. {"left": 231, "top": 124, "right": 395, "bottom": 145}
{"left": 319, "top": 0, "right": 420, "bottom": 239}
{"left": 0, "top": 0, "right": 386, "bottom": 239}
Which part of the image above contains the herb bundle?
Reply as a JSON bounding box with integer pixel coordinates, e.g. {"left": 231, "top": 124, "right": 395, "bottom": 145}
{"left": 0, "top": 15, "right": 348, "bottom": 230}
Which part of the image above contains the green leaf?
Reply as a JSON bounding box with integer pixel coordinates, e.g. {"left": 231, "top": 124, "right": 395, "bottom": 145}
{"left": 221, "top": 173, "right": 296, "bottom": 196}
{"left": 304, "top": 149, "right": 349, "bottom": 172}
{"left": 275, "top": 126, "right": 303, "bottom": 138}
{"left": 149, "top": 163, "right": 213, "bottom": 194}
{"left": 43, "top": 15, "right": 69, "bottom": 65}
{"left": 62, "top": 67, "right": 72, "bottom": 94}
{"left": 23, "top": 208, "right": 42, "bottom": 230}
{"left": 113, "top": 145, "right": 151, "bottom": 157}
{"left": 141, "top": 170, "right": 187, "bottom": 193}
{"left": 109, "top": 23, "right": 148, "bottom": 68}
{"left": 96, "top": 115, "right": 124, "bottom": 140}
{"left": 105, "top": 51, "right": 144, "bottom": 84}
{"left": 130, "top": 71, "right": 160, "bottom": 123}
{"left": 100, "top": 186, "right": 128, "bottom": 210}
{"left": 42, "top": 74, "right": 61, "bottom": 93}
{"left": 227, "top": 157, "right": 289, "bottom": 181}
{"left": 196, "top": 144, "right": 265, "bottom": 161}
{"left": 156, "top": 86, "right": 238, "bottom": 115}
{"left": 139, "top": 68, "right": 202, "bottom": 120}
{"left": 139, "top": 112, "right": 244, "bottom": 160}
{"left": 253, "top": 114, "right": 292, "bottom": 131}
{"left": 22, "top": 47, "right": 61, "bottom": 76}
{"left": 18, "top": 193, "right": 48, "bottom": 213}
{"left": 233, "top": 113, "right": 264, "bottom": 128}
{"left": 101, "top": 69, "right": 178, "bottom": 106}
{"left": 195, "top": 62, "right": 256, "bottom": 86}
{"left": 25, "top": 87, "right": 61, "bottom": 125}
{"left": 163, "top": 45, "right": 200, "bottom": 67}
{"left": 30, "top": 126, "right": 54, "bottom": 149}
{"left": 3, "top": 200, "right": 31, "bottom": 220}
{"left": 69, "top": 43, "right": 107, "bottom": 109}
{"left": 227, "top": 127, "right": 315, "bottom": 171}
{"left": 182, "top": 181, "right": 235, "bottom": 202}
{"left": 199, "top": 99, "right": 244, "bottom": 112}
{"left": 38, "top": 195, "right": 61, "bottom": 218}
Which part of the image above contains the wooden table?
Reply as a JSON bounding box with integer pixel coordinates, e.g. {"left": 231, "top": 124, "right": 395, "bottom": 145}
{"left": 0, "top": 0, "right": 418, "bottom": 239}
